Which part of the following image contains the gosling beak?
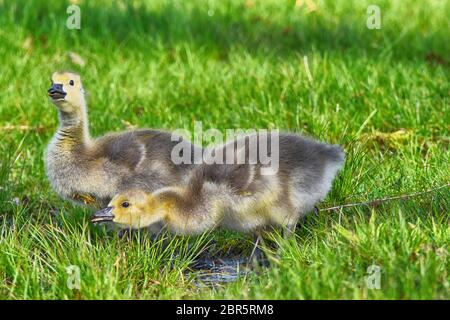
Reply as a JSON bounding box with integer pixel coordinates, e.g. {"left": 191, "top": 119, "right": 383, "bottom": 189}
{"left": 92, "top": 207, "right": 114, "bottom": 224}
{"left": 48, "top": 83, "right": 66, "bottom": 100}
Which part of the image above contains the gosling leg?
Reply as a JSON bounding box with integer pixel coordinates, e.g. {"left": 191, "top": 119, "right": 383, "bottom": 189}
{"left": 283, "top": 224, "right": 297, "bottom": 240}
{"left": 276, "top": 223, "right": 298, "bottom": 256}
{"left": 248, "top": 233, "right": 260, "bottom": 265}
{"left": 117, "top": 228, "right": 132, "bottom": 240}
{"left": 248, "top": 233, "right": 269, "bottom": 267}
{"left": 314, "top": 205, "right": 320, "bottom": 215}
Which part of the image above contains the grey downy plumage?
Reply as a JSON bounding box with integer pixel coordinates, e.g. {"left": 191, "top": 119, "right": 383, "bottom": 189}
{"left": 46, "top": 71, "right": 202, "bottom": 207}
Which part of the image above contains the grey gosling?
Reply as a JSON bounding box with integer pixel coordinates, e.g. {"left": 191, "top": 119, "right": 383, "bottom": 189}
{"left": 92, "top": 133, "right": 345, "bottom": 254}
{"left": 46, "top": 71, "right": 200, "bottom": 208}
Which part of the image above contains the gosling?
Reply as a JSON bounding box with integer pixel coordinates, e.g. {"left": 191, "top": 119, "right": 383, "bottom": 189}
{"left": 46, "top": 71, "right": 201, "bottom": 207}
{"left": 92, "top": 132, "right": 345, "bottom": 236}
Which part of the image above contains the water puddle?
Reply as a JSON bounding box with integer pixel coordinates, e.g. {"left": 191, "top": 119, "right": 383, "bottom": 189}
{"left": 189, "top": 256, "right": 252, "bottom": 287}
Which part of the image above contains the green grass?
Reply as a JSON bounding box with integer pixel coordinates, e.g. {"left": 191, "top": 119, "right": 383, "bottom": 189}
{"left": 0, "top": 0, "right": 449, "bottom": 299}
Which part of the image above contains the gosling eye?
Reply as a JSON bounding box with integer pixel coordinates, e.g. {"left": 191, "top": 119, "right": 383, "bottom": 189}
{"left": 121, "top": 201, "right": 130, "bottom": 208}
{"left": 69, "top": 80, "right": 74, "bottom": 86}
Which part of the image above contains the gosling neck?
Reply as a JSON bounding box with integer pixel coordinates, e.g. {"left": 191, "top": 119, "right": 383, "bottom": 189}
{"left": 153, "top": 189, "right": 184, "bottom": 223}
{"left": 155, "top": 188, "right": 204, "bottom": 235}
{"left": 56, "top": 102, "right": 91, "bottom": 145}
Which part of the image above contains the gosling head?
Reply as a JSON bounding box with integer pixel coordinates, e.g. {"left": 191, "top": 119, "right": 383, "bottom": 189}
{"left": 48, "top": 71, "right": 85, "bottom": 113}
{"left": 91, "top": 190, "right": 172, "bottom": 230}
